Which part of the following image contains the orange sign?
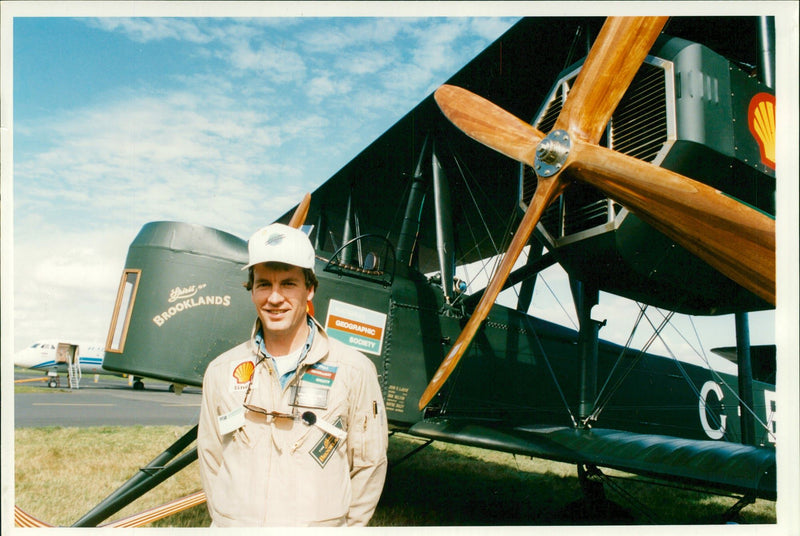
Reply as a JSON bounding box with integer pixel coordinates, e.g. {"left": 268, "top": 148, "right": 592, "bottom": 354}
{"left": 328, "top": 315, "right": 384, "bottom": 339}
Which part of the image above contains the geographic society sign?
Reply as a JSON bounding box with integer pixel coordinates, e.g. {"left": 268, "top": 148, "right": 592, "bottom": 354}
{"left": 324, "top": 299, "right": 387, "bottom": 356}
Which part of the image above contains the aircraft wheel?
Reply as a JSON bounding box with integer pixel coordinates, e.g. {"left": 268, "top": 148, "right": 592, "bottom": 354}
{"left": 48, "top": 379, "right": 58, "bottom": 388}
{"left": 168, "top": 384, "right": 175, "bottom": 393}
{"left": 133, "top": 380, "right": 145, "bottom": 390}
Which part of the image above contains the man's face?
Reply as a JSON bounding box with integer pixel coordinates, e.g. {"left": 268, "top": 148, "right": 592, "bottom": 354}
{"left": 251, "top": 263, "right": 315, "bottom": 349}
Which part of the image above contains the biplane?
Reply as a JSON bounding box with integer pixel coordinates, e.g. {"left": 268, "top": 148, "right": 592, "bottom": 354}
{"left": 19, "top": 15, "right": 780, "bottom": 527}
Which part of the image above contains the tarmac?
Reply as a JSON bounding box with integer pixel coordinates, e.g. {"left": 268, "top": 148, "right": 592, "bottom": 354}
{"left": 13, "top": 369, "right": 202, "bottom": 428}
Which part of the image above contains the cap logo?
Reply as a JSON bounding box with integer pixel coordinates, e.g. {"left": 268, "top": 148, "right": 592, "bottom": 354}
{"left": 264, "top": 232, "right": 286, "bottom": 247}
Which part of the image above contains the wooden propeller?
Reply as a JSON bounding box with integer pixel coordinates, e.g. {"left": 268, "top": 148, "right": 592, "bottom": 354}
{"left": 288, "top": 192, "right": 314, "bottom": 315}
{"left": 419, "top": 16, "right": 775, "bottom": 410}
{"left": 288, "top": 192, "right": 312, "bottom": 228}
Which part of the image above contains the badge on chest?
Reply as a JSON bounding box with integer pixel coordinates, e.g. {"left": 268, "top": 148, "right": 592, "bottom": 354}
{"left": 290, "top": 362, "right": 338, "bottom": 409}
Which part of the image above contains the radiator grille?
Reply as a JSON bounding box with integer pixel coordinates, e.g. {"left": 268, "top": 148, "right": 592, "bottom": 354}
{"left": 521, "top": 60, "right": 671, "bottom": 242}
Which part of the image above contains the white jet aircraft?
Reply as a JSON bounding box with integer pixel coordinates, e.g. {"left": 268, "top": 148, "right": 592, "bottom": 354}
{"left": 15, "top": 340, "right": 107, "bottom": 387}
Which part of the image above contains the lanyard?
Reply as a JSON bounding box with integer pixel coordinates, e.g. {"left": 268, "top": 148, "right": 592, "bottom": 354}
{"left": 244, "top": 318, "right": 316, "bottom": 420}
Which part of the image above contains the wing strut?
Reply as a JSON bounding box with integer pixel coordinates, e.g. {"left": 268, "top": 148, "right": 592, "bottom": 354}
{"left": 735, "top": 312, "right": 756, "bottom": 446}
{"left": 432, "top": 142, "right": 457, "bottom": 303}
{"left": 396, "top": 136, "right": 430, "bottom": 268}
{"left": 573, "top": 279, "right": 601, "bottom": 422}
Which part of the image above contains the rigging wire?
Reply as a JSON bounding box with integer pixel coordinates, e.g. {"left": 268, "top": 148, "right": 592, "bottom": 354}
{"left": 654, "top": 310, "right": 775, "bottom": 442}
{"left": 524, "top": 315, "right": 578, "bottom": 427}
{"left": 450, "top": 157, "right": 496, "bottom": 285}
{"left": 536, "top": 274, "right": 579, "bottom": 331}
{"left": 588, "top": 303, "right": 647, "bottom": 418}
{"left": 448, "top": 150, "right": 513, "bottom": 305}
{"left": 451, "top": 151, "right": 504, "bottom": 260}
{"left": 639, "top": 308, "right": 727, "bottom": 435}
{"left": 587, "top": 304, "right": 675, "bottom": 424}
{"left": 588, "top": 304, "right": 774, "bottom": 444}
{"left": 387, "top": 174, "right": 414, "bottom": 244}
{"left": 687, "top": 314, "right": 774, "bottom": 438}
{"left": 447, "top": 145, "right": 579, "bottom": 334}
{"left": 437, "top": 144, "right": 577, "bottom": 425}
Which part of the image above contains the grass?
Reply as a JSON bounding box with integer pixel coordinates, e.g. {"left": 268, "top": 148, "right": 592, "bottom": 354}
{"left": 14, "top": 426, "right": 208, "bottom": 527}
{"left": 14, "top": 384, "right": 62, "bottom": 394}
{"left": 14, "top": 426, "right": 776, "bottom": 527}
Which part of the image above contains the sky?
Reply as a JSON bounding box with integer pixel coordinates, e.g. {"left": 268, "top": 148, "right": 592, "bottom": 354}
{"left": 7, "top": 10, "right": 524, "bottom": 351}
{"left": 2, "top": 3, "right": 795, "bottom": 373}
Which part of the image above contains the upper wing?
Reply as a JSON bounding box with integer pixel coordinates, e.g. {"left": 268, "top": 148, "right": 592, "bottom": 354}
{"left": 278, "top": 18, "right": 607, "bottom": 274}
{"left": 279, "top": 16, "right": 772, "bottom": 284}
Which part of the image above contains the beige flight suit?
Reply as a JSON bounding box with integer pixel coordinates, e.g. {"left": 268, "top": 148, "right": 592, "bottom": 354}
{"left": 198, "top": 317, "right": 388, "bottom": 526}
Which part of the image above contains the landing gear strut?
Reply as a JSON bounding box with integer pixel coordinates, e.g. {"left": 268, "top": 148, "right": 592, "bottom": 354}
{"left": 722, "top": 494, "right": 755, "bottom": 523}
{"left": 555, "top": 464, "right": 635, "bottom": 524}
{"left": 47, "top": 370, "right": 59, "bottom": 388}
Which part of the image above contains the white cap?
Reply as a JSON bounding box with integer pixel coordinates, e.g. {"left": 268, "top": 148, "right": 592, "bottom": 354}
{"left": 242, "top": 223, "right": 315, "bottom": 272}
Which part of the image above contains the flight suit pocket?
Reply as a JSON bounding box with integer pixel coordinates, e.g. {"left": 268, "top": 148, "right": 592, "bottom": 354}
{"left": 351, "top": 410, "right": 385, "bottom": 465}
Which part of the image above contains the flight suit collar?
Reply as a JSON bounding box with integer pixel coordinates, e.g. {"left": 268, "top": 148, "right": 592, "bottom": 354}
{"left": 253, "top": 317, "right": 316, "bottom": 389}
{"left": 249, "top": 316, "right": 330, "bottom": 371}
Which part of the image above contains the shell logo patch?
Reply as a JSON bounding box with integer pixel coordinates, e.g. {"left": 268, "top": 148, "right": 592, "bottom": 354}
{"left": 230, "top": 360, "right": 255, "bottom": 391}
{"left": 233, "top": 361, "right": 255, "bottom": 383}
{"left": 748, "top": 92, "right": 776, "bottom": 170}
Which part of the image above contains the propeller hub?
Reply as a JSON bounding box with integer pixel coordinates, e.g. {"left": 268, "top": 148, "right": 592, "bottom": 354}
{"left": 534, "top": 129, "right": 571, "bottom": 177}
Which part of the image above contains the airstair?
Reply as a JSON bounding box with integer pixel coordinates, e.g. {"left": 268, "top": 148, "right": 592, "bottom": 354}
{"left": 68, "top": 356, "right": 81, "bottom": 389}
{"left": 56, "top": 342, "right": 82, "bottom": 389}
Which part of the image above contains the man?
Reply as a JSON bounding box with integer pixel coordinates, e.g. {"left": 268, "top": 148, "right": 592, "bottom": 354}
{"left": 198, "top": 223, "right": 388, "bottom": 526}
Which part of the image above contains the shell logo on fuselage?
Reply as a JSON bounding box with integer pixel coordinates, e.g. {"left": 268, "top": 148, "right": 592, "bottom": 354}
{"left": 153, "top": 284, "right": 232, "bottom": 327}
{"left": 748, "top": 92, "right": 776, "bottom": 170}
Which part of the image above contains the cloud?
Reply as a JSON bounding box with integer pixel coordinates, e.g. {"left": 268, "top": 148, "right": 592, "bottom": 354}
{"left": 13, "top": 83, "right": 328, "bottom": 339}
{"left": 87, "top": 17, "right": 214, "bottom": 44}
{"left": 298, "top": 18, "right": 405, "bottom": 54}
{"left": 469, "top": 17, "right": 519, "bottom": 42}
{"left": 13, "top": 225, "right": 133, "bottom": 347}
{"left": 306, "top": 75, "right": 352, "bottom": 102}
{"left": 225, "top": 38, "right": 307, "bottom": 82}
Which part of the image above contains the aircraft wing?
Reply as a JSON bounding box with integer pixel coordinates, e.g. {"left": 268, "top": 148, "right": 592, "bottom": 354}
{"left": 712, "top": 345, "right": 776, "bottom": 384}
{"left": 409, "top": 417, "right": 776, "bottom": 500}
